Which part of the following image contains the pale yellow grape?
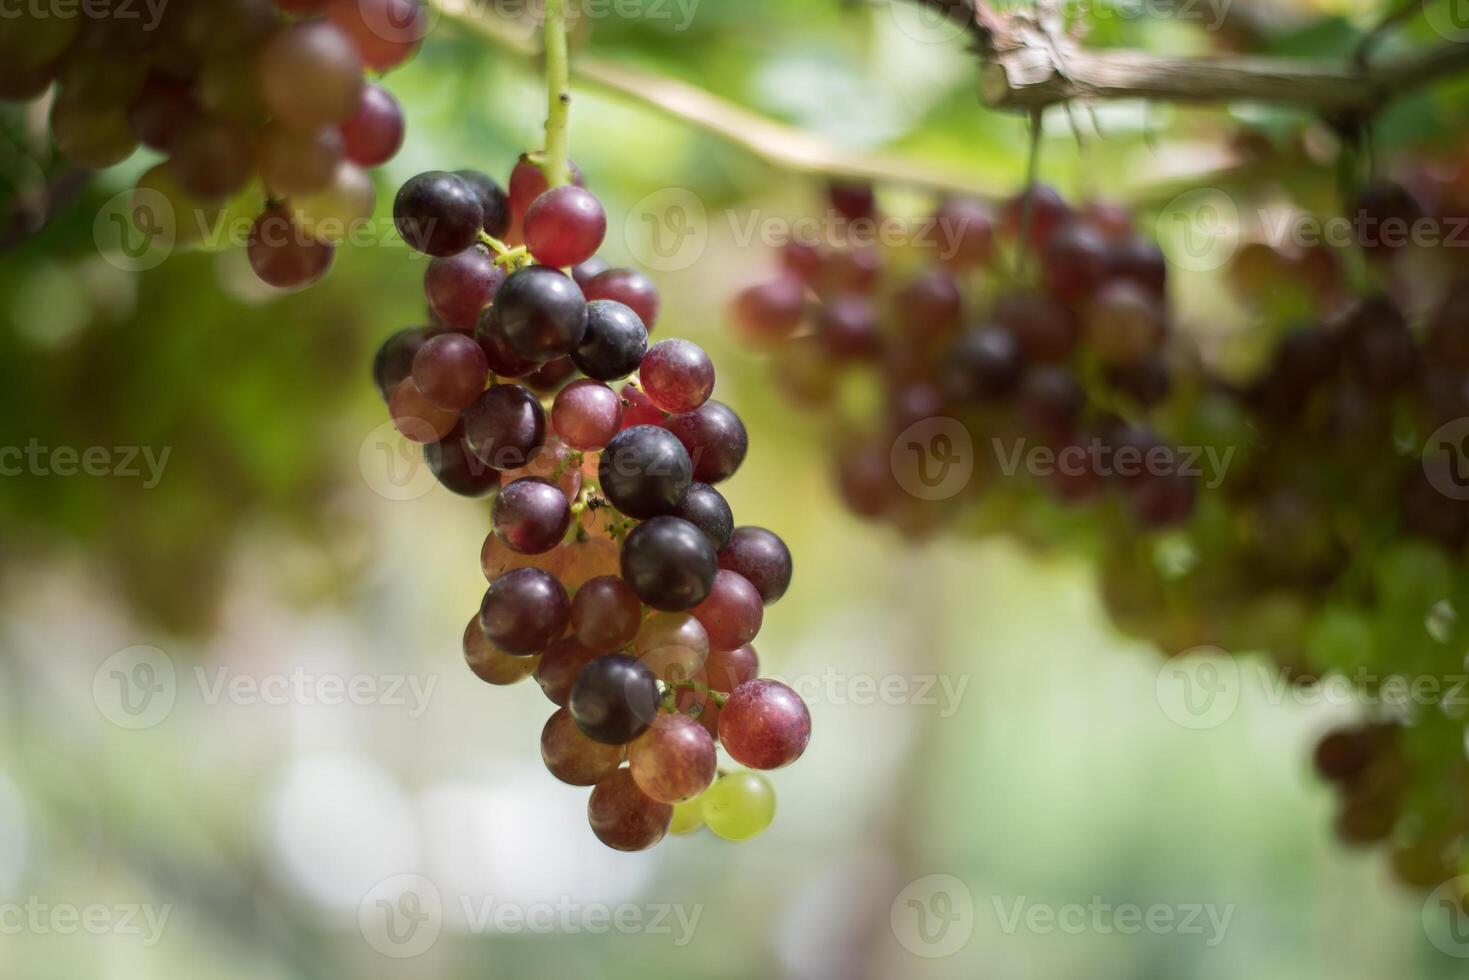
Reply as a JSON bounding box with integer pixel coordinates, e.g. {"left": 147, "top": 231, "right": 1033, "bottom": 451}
{"left": 669, "top": 798, "right": 705, "bottom": 836}
{"left": 700, "top": 771, "right": 775, "bottom": 841}
{"left": 290, "top": 162, "right": 375, "bottom": 244}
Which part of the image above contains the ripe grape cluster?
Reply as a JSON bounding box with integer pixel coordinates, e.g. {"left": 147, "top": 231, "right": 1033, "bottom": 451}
{"left": 375, "top": 157, "right": 809, "bottom": 850}
{"left": 733, "top": 175, "right": 1469, "bottom": 900}
{"left": 1, "top": 0, "right": 419, "bottom": 288}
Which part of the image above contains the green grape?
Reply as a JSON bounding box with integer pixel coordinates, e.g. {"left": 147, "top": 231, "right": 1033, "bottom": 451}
{"left": 50, "top": 96, "right": 138, "bottom": 169}
{"left": 700, "top": 771, "right": 775, "bottom": 842}
{"left": 669, "top": 798, "right": 705, "bottom": 836}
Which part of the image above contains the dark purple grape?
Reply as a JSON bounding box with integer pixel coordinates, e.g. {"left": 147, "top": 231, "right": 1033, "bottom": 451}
{"left": 1017, "top": 367, "right": 1085, "bottom": 437}
{"left": 716, "top": 527, "right": 792, "bottom": 606}
{"left": 585, "top": 268, "right": 660, "bottom": 332}
{"left": 573, "top": 300, "right": 648, "bottom": 381}
{"left": 463, "top": 383, "right": 547, "bottom": 471}
{"left": 424, "top": 426, "right": 502, "bottom": 498}
{"left": 1353, "top": 180, "right": 1425, "bottom": 255}
{"left": 671, "top": 483, "right": 734, "bottom": 551}
{"left": 1002, "top": 183, "right": 1071, "bottom": 249}
{"left": 894, "top": 270, "right": 962, "bottom": 341}
{"left": 372, "top": 326, "right": 432, "bottom": 402}
{"left": 523, "top": 356, "right": 578, "bottom": 393}
{"left": 992, "top": 291, "right": 1078, "bottom": 362}
{"left": 454, "top": 169, "right": 512, "bottom": 239}
{"left": 819, "top": 294, "right": 882, "bottom": 360}
{"left": 620, "top": 516, "right": 718, "bottom": 611}
{"left": 569, "top": 654, "right": 660, "bottom": 744}
{"left": 1042, "top": 221, "right": 1108, "bottom": 304}
{"left": 946, "top": 327, "right": 1022, "bottom": 402}
{"left": 479, "top": 567, "right": 570, "bottom": 655}
{"left": 828, "top": 180, "right": 876, "bottom": 221}
{"left": 1129, "top": 472, "right": 1196, "bottom": 528}
{"left": 1104, "top": 234, "right": 1167, "bottom": 296}
{"left": 598, "top": 426, "right": 693, "bottom": 519}
{"left": 663, "top": 401, "right": 748, "bottom": 485}
{"left": 394, "top": 171, "right": 485, "bottom": 257}
{"left": 572, "top": 257, "right": 610, "bottom": 290}
{"left": 493, "top": 477, "right": 573, "bottom": 553}
{"left": 484, "top": 265, "right": 588, "bottom": 362}
{"left": 475, "top": 315, "right": 539, "bottom": 378}
{"left": 1105, "top": 353, "right": 1171, "bottom": 407}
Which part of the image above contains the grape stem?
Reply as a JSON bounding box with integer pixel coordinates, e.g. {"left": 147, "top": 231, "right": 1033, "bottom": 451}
{"left": 479, "top": 233, "right": 532, "bottom": 271}
{"left": 542, "top": 0, "right": 573, "bottom": 190}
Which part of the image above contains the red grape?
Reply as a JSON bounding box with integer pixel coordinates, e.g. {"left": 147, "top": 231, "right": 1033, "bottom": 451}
{"left": 587, "top": 768, "right": 671, "bottom": 851}
{"left": 340, "top": 82, "right": 404, "bottom": 167}
{"left": 690, "top": 569, "right": 763, "bottom": 651}
{"left": 480, "top": 567, "right": 570, "bottom": 655}
{"left": 388, "top": 377, "right": 458, "bottom": 444}
{"left": 493, "top": 478, "right": 573, "bottom": 554}
{"left": 542, "top": 707, "right": 624, "bottom": 786}
{"left": 412, "top": 332, "right": 489, "bottom": 410}
{"left": 716, "top": 527, "right": 792, "bottom": 605}
{"left": 425, "top": 246, "right": 504, "bottom": 332}
{"left": 524, "top": 185, "right": 607, "bottom": 268}
{"left": 552, "top": 379, "right": 623, "bottom": 451}
{"left": 628, "top": 713, "right": 717, "bottom": 804}
{"left": 571, "top": 575, "right": 644, "bottom": 651}
{"left": 585, "top": 268, "right": 661, "bottom": 331}
{"left": 718, "top": 679, "right": 811, "bottom": 770}
{"left": 248, "top": 206, "right": 335, "bottom": 289}
{"left": 640, "top": 339, "right": 715, "bottom": 414}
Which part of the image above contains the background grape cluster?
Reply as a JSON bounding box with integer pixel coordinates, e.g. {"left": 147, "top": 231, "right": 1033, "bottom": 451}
{"left": 374, "top": 156, "right": 810, "bottom": 850}
{"left": 0, "top": 0, "right": 420, "bottom": 287}
{"left": 733, "top": 173, "right": 1469, "bottom": 903}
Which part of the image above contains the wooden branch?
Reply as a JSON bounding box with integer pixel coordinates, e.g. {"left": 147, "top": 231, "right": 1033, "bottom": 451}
{"left": 427, "top": 0, "right": 999, "bottom": 198}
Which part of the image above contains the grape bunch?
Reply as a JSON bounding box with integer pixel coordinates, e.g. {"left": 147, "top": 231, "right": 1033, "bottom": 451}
{"left": 1, "top": 0, "right": 420, "bottom": 288}
{"left": 732, "top": 172, "right": 1469, "bottom": 900}
{"left": 374, "top": 157, "right": 810, "bottom": 850}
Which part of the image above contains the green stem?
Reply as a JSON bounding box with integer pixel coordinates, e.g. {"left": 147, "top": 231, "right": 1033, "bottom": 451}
{"left": 542, "top": 0, "right": 572, "bottom": 189}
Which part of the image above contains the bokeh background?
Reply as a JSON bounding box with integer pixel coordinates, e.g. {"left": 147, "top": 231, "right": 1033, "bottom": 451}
{"left": 3, "top": 0, "right": 1469, "bottom": 975}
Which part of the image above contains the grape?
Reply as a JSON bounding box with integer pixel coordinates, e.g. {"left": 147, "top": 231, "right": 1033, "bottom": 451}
{"left": 628, "top": 714, "right": 717, "bottom": 804}
{"left": 425, "top": 246, "right": 505, "bottom": 332}
{"left": 523, "top": 357, "right": 577, "bottom": 393}
{"left": 508, "top": 153, "right": 584, "bottom": 218}
{"left": 127, "top": 76, "right": 200, "bottom": 151}
{"left": 1002, "top": 183, "right": 1071, "bottom": 248}
{"left": 1017, "top": 367, "right": 1085, "bottom": 437}
{"left": 340, "top": 83, "right": 404, "bottom": 167}
{"left": 894, "top": 270, "right": 962, "bottom": 341}
{"left": 462, "top": 384, "right": 546, "bottom": 471}
{"left": 672, "top": 483, "right": 734, "bottom": 551}
{"left": 290, "top": 160, "right": 375, "bottom": 243}
{"left": 572, "top": 258, "right": 609, "bottom": 289}
{"left": 1105, "top": 234, "right": 1167, "bottom": 296}
{"left": 542, "top": 707, "right": 624, "bottom": 786}
{"left": 669, "top": 799, "right": 704, "bottom": 835}
{"left": 618, "top": 383, "right": 665, "bottom": 429}
{"left": 718, "top": 679, "right": 811, "bottom": 769}
{"left": 640, "top": 340, "right": 715, "bottom": 414}
{"left": 573, "top": 300, "right": 649, "bottom": 382}
{"left": 932, "top": 195, "right": 994, "bottom": 268}
{"left": 1081, "top": 201, "right": 1134, "bottom": 240}
{"left": 373, "top": 326, "right": 432, "bottom": 401}
{"left": 248, "top": 206, "right": 336, "bottom": 289}
{"left": 484, "top": 266, "right": 589, "bottom": 362}
{"left": 1343, "top": 296, "right": 1417, "bottom": 392}
{"left": 634, "top": 611, "right": 709, "bottom": 686}
{"left": 524, "top": 186, "right": 607, "bottom": 268}
{"left": 992, "top": 291, "right": 1078, "bottom": 362}
{"left": 132, "top": 164, "right": 226, "bottom": 248}
{"left": 716, "top": 527, "right": 792, "bottom": 605}
{"left": 818, "top": 245, "right": 882, "bottom": 294}
{"left": 0, "top": 7, "right": 77, "bottom": 73}
{"left": 425, "top": 425, "right": 502, "bottom": 497}
{"left": 535, "top": 636, "right": 601, "bottom": 705}
{"left": 552, "top": 379, "right": 623, "bottom": 451}
{"left": 1353, "top": 180, "right": 1425, "bottom": 255}
{"left": 599, "top": 426, "right": 693, "bottom": 519}
{"left": 455, "top": 169, "right": 512, "bottom": 239}
{"left": 501, "top": 438, "right": 582, "bottom": 502}
{"left": 828, "top": 180, "right": 876, "bottom": 221}
{"left": 570, "top": 654, "right": 660, "bottom": 744}
{"left": 587, "top": 768, "right": 671, "bottom": 851}
{"left": 1042, "top": 222, "right": 1108, "bottom": 304}
{"left": 50, "top": 96, "right": 139, "bottom": 168}
{"left": 691, "top": 570, "right": 763, "bottom": 652}
{"left": 584, "top": 269, "right": 660, "bottom": 331}
{"left": 705, "top": 644, "right": 759, "bottom": 694}
{"left": 476, "top": 318, "right": 539, "bottom": 378}
{"left": 1106, "top": 354, "right": 1170, "bottom": 407}
{"left": 326, "top": 0, "right": 426, "bottom": 72}
{"left": 196, "top": 53, "right": 266, "bottom": 124}
{"left": 1314, "top": 728, "right": 1374, "bottom": 784}
{"left": 663, "top": 401, "right": 747, "bottom": 485}
{"left": 464, "top": 614, "right": 538, "bottom": 685}
{"left": 557, "top": 536, "right": 622, "bottom": 592}
{"left": 394, "top": 171, "right": 485, "bottom": 257}
{"left": 835, "top": 442, "right": 898, "bottom": 518}
{"left": 1128, "top": 472, "right": 1196, "bottom": 528}
{"left": 620, "top": 516, "right": 718, "bottom": 611}
{"left": 480, "top": 567, "right": 570, "bottom": 655}
{"left": 388, "top": 377, "right": 459, "bottom": 445}
{"left": 258, "top": 21, "right": 365, "bottom": 131}
{"left": 412, "top": 332, "right": 489, "bottom": 410}
{"left": 1085, "top": 280, "right": 1164, "bottom": 366}
{"left": 731, "top": 275, "right": 805, "bottom": 344}
{"left": 571, "top": 575, "right": 644, "bottom": 651}
{"left": 700, "top": 771, "right": 776, "bottom": 842}
{"left": 493, "top": 478, "right": 573, "bottom": 554}
{"left": 818, "top": 294, "right": 882, "bottom": 360}
{"left": 258, "top": 121, "right": 342, "bottom": 197}
{"left": 945, "top": 327, "right": 1022, "bottom": 402}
